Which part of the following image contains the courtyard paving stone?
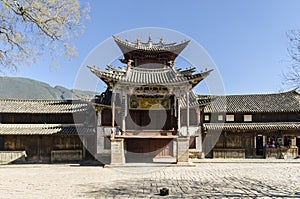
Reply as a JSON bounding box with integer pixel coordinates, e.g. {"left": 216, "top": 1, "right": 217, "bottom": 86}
{"left": 0, "top": 163, "right": 299, "bottom": 198}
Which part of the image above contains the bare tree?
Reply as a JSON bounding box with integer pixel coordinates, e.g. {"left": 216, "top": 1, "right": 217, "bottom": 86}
{"left": 283, "top": 30, "right": 300, "bottom": 90}
{"left": 0, "top": 0, "right": 89, "bottom": 72}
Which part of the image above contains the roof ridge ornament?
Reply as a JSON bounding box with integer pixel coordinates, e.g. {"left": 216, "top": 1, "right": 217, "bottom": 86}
{"left": 127, "top": 59, "right": 134, "bottom": 67}
{"left": 159, "top": 37, "right": 164, "bottom": 45}
{"left": 137, "top": 35, "right": 141, "bottom": 46}
{"left": 168, "top": 60, "right": 175, "bottom": 68}
{"left": 148, "top": 35, "right": 153, "bottom": 48}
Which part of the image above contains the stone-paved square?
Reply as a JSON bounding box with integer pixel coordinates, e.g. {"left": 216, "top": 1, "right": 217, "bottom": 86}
{"left": 0, "top": 163, "right": 299, "bottom": 198}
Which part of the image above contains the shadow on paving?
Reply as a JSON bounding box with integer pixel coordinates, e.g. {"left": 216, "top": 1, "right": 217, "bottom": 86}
{"left": 79, "top": 177, "right": 300, "bottom": 198}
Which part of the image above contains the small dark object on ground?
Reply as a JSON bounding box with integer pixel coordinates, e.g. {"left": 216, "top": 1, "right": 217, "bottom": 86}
{"left": 160, "top": 188, "right": 169, "bottom": 196}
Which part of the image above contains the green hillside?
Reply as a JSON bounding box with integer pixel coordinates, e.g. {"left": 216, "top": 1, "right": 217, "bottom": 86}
{"left": 0, "top": 77, "right": 97, "bottom": 100}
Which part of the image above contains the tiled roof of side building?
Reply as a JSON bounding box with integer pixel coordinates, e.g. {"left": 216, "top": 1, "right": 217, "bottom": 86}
{"left": 200, "top": 90, "right": 300, "bottom": 113}
{"left": 93, "top": 89, "right": 121, "bottom": 107}
{"left": 0, "top": 124, "right": 95, "bottom": 135}
{"left": 0, "top": 99, "right": 89, "bottom": 113}
{"left": 204, "top": 122, "right": 300, "bottom": 131}
{"left": 180, "top": 91, "right": 203, "bottom": 108}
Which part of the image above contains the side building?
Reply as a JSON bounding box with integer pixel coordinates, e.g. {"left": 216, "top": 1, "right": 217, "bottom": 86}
{"left": 202, "top": 90, "right": 300, "bottom": 159}
{"left": 0, "top": 99, "right": 96, "bottom": 163}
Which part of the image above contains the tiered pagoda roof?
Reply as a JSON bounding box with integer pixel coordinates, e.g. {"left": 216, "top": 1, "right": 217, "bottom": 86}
{"left": 89, "top": 36, "right": 212, "bottom": 89}
{"left": 113, "top": 36, "right": 190, "bottom": 62}
{"left": 89, "top": 65, "right": 212, "bottom": 88}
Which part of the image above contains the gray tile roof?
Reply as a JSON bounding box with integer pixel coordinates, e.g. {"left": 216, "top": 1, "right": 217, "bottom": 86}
{"left": 179, "top": 91, "right": 202, "bottom": 108}
{"left": 202, "top": 90, "right": 300, "bottom": 113}
{"left": 203, "top": 122, "right": 300, "bottom": 131}
{"left": 89, "top": 66, "right": 211, "bottom": 88}
{"left": 113, "top": 35, "right": 190, "bottom": 53}
{"left": 94, "top": 89, "right": 121, "bottom": 107}
{"left": 0, "top": 124, "right": 95, "bottom": 135}
{"left": 0, "top": 99, "right": 89, "bottom": 113}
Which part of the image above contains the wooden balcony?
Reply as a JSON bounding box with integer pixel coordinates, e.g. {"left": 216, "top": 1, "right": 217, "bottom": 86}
{"left": 116, "top": 130, "right": 178, "bottom": 138}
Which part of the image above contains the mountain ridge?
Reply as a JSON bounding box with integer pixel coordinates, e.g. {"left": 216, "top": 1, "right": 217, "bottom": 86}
{"left": 0, "top": 77, "right": 97, "bottom": 100}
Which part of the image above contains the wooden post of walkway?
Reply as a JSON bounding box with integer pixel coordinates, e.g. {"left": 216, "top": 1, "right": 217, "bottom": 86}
{"left": 186, "top": 91, "right": 189, "bottom": 137}
{"left": 177, "top": 97, "right": 181, "bottom": 135}
{"left": 111, "top": 91, "right": 115, "bottom": 139}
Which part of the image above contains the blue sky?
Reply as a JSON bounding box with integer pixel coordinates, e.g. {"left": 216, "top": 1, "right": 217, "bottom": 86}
{"left": 6, "top": 0, "right": 300, "bottom": 94}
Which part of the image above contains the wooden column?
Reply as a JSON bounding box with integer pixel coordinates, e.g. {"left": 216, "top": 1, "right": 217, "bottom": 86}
{"left": 177, "top": 97, "right": 181, "bottom": 135}
{"left": 186, "top": 91, "right": 190, "bottom": 137}
{"left": 82, "top": 137, "right": 86, "bottom": 159}
{"left": 97, "top": 108, "right": 102, "bottom": 126}
{"left": 122, "top": 94, "right": 127, "bottom": 134}
{"left": 197, "top": 108, "right": 201, "bottom": 126}
{"left": 111, "top": 91, "right": 116, "bottom": 139}
{"left": 198, "top": 129, "right": 203, "bottom": 152}
{"left": 196, "top": 108, "right": 202, "bottom": 153}
{"left": 174, "top": 95, "right": 177, "bottom": 117}
{"left": 37, "top": 135, "right": 41, "bottom": 161}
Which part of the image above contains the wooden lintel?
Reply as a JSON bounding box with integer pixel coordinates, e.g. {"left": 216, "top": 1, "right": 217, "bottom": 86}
{"left": 115, "top": 135, "right": 178, "bottom": 139}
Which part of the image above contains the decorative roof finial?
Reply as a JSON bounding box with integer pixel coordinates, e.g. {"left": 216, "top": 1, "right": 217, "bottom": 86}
{"left": 127, "top": 59, "right": 134, "bottom": 67}
{"left": 137, "top": 35, "right": 141, "bottom": 46}
{"left": 159, "top": 37, "right": 164, "bottom": 45}
{"left": 168, "top": 60, "right": 175, "bottom": 68}
{"left": 148, "top": 35, "right": 153, "bottom": 47}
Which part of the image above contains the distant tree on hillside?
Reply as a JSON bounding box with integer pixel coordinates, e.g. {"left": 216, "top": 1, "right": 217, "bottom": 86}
{"left": 283, "top": 30, "right": 300, "bottom": 90}
{"left": 0, "top": 0, "right": 89, "bottom": 72}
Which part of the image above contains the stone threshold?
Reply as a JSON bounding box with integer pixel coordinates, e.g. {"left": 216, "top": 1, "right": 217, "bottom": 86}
{"left": 191, "top": 158, "right": 300, "bottom": 164}
{"left": 104, "top": 162, "right": 196, "bottom": 168}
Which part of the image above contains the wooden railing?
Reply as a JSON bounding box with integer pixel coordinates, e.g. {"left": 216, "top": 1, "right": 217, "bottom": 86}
{"left": 0, "top": 151, "right": 27, "bottom": 164}
{"left": 51, "top": 150, "right": 82, "bottom": 162}
{"left": 120, "top": 130, "right": 177, "bottom": 138}
{"left": 265, "top": 147, "right": 298, "bottom": 159}
{"left": 213, "top": 148, "right": 245, "bottom": 159}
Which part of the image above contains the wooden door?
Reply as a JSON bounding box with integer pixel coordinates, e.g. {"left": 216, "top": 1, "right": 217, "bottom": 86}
{"left": 40, "top": 136, "right": 52, "bottom": 162}
{"left": 297, "top": 138, "right": 300, "bottom": 155}
{"left": 154, "top": 139, "right": 172, "bottom": 157}
{"left": 256, "top": 136, "right": 264, "bottom": 156}
{"left": 126, "top": 139, "right": 173, "bottom": 162}
{"left": 127, "top": 110, "right": 172, "bottom": 130}
{"left": 243, "top": 136, "right": 253, "bottom": 158}
{"left": 0, "top": 137, "right": 4, "bottom": 150}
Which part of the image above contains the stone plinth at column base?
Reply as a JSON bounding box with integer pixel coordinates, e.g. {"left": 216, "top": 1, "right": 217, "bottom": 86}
{"left": 199, "top": 152, "right": 205, "bottom": 159}
{"left": 176, "top": 161, "right": 195, "bottom": 166}
{"left": 177, "top": 137, "right": 190, "bottom": 163}
{"left": 110, "top": 138, "right": 125, "bottom": 165}
{"left": 188, "top": 149, "right": 205, "bottom": 159}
